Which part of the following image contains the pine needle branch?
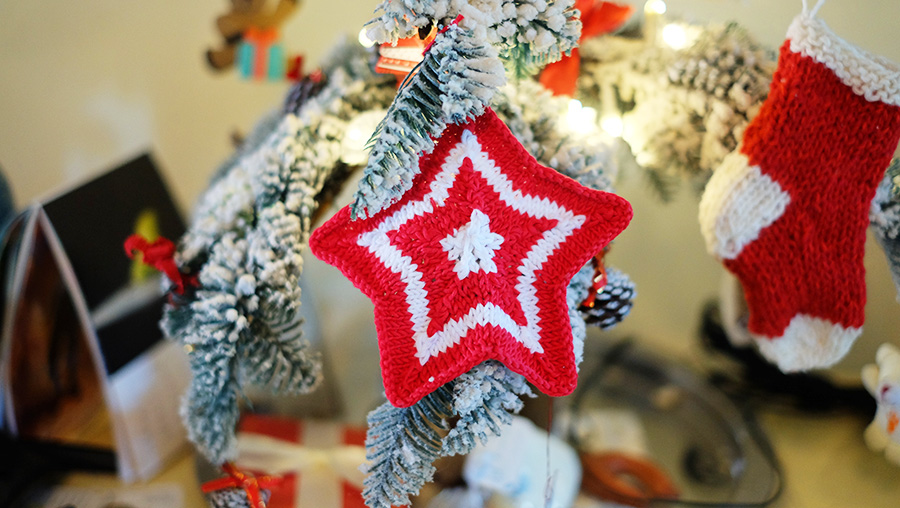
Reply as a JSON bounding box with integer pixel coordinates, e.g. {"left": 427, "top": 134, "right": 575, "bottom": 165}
{"left": 362, "top": 386, "right": 454, "bottom": 508}
{"left": 181, "top": 342, "right": 241, "bottom": 464}
{"left": 441, "top": 361, "right": 534, "bottom": 456}
{"left": 350, "top": 22, "right": 504, "bottom": 220}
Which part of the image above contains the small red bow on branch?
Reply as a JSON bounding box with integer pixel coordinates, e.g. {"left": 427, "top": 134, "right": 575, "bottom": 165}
{"left": 201, "top": 462, "right": 283, "bottom": 508}
{"left": 540, "top": 1, "right": 634, "bottom": 96}
{"left": 580, "top": 247, "right": 610, "bottom": 309}
{"left": 123, "top": 234, "right": 197, "bottom": 295}
{"left": 423, "top": 14, "right": 464, "bottom": 54}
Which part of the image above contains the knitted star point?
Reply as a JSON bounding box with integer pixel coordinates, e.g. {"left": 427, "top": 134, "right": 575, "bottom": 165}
{"left": 310, "top": 109, "right": 632, "bottom": 407}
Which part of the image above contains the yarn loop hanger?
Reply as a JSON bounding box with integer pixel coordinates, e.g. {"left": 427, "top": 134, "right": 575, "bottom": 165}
{"left": 801, "top": 0, "right": 827, "bottom": 18}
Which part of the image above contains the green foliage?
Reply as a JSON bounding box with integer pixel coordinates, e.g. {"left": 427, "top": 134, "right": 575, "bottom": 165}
{"left": 363, "top": 387, "right": 453, "bottom": 508}
{"left": 362, "top": 361, "right": 534, "bottom": 508}
{"left": 351, "top": 23, "right": 504, "bottom": 219}
{"left": 238, "top": 311, "right": 322, "bottom": 394}
{"left": 493, "top": 0, "right": 581, "bottom": 81}
{"left": 442, "top": 361, "right": 533, "bottom": 456}
{"left": 162, "top": 41, "right": 397, "bottom": 466}
{"left": 181, "top": 342, "right": 241, "bottom": 462}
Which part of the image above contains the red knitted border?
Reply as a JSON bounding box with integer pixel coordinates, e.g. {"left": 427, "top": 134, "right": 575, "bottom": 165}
{"left": 310, "top": 108, "right": 632, "bottom": 407}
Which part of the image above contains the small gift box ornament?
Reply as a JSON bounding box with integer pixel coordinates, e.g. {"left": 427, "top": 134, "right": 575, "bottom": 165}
{"left": 235, "top": 414, "right": 370, "bottom": 508}
{"left": 375, "top": 26, "right": 437, "bottom": 83}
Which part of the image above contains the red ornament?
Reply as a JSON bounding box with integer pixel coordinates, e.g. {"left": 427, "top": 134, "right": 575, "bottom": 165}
{"left": 375, "top": 30, "right": 435, "bottom": 83}
{"left": 309, "top": 109, "right": 632, "bottom": 407}
{"left": 540, "top": 1, "right": 634, "bottom": 96}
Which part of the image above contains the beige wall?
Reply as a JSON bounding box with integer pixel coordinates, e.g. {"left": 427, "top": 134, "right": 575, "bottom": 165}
{"left": 1, "top": 0, "right": 898, "bottom": 377}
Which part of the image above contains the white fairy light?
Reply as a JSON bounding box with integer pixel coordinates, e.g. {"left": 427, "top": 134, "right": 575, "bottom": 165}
{"left": 600, "top": 114, "right": 624, "bottom": 138}
{"left": 662, "top": 23, "right": 688, "bottom": 49}
{"left": 645, "top": 0, "right": 667, "bottom": 15}
{"left": 358, "top": 28, "right": 375, "bottom": 48}
{"left": 564, "top": 100, "right": 599, "bottom": 134}
{"left": 341, "top": 109, "right": 387, "bottom": 165}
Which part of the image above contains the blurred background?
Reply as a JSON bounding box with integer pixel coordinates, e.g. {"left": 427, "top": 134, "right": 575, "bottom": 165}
{"left": 2, "top": 0, "right": 899, "bottom": 397}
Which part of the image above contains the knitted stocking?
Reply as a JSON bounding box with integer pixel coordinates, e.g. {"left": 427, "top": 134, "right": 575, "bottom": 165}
{"left": 699, "top": 2, "right": 900, "bottom": 372}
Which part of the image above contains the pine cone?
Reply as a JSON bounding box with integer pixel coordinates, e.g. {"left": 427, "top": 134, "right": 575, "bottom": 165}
{"left": 283, "top": 74, "right": 327, "bottom": 115}
{"left": 580, "top": 268, "right": 635, "bottom": 330}
{"left": 206, "top": 488, "right": 272, "bottom": 508}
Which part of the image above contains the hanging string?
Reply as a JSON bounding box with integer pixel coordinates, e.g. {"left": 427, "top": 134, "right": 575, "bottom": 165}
{"left": 543, "top": 398, "right": 555, "bottom": 508}
{"left": 802, "top": 0, "right": 827, "bottom": 17}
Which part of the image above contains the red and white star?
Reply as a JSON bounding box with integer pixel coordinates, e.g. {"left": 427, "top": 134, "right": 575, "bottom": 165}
{"left": 310, "top": 109, "right": 632, "bottom": 407}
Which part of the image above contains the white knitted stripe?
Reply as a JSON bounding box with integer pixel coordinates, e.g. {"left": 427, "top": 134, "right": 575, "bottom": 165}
{"left": 357, "top": 129, "right": 585, "bottom": 364}
{"left": 787, "top": 14, "right": 900, "bottom": 107}
{"left": 699, "top": 150, "right": 791, "bottom": 260}
{"left": 754, "top": 314, "right": 860, "bottom": 372}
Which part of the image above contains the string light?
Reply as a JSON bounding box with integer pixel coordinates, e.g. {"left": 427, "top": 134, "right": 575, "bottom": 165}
{"left": 341, "top": 109, "right": 386, "bottom": 165}
{"left": 564, "top": 100, "right": 599, "bottom": 134}
{"left": 645, "top": 0, "right": 667, "bottom": 15}
{"left": 358, "top": 28, "right": 375, "bottom": 48}
{"left": 661, "top": 23, "right": 689, "bottom": 49}
{"left": 600, "top": 114, "right": 624, "bottom": 138}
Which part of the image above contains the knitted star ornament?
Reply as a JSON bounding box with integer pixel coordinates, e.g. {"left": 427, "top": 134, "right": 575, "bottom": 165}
{"left": 310, "top": 108, "right": 632, "bottom": 407}
{"left": 699, "top": 1, "right": 900, "bottom": 372}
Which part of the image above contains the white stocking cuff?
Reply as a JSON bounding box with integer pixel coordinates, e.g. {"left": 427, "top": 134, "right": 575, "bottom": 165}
{"left": 787, "top": 14, "right": 900, "bottom": 107}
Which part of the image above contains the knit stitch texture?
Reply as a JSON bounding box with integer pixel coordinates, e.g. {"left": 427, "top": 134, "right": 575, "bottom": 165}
{"left": 310, "top": 108, "right": 632, "bottom": 407}
{"left": 699, "top": 11, "right": 900, "bottom": 372}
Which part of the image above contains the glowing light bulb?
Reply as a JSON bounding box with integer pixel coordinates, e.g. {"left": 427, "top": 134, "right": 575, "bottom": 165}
{"left": 358, "top": 28, "right": 375, "bottom": 48}
{"left": 662, "top": 23, "right": 688, "bottom": 49}
{"left": 341, "top": 109, "right": 386, "bottom": 165}
{"left": 600, "top": 114, "right": 624, "bottom": 138}
{"left": 645, "top": 0, "right": 667, "bottom": 15}
{"left": 564, "top": 100, "right": 598, "bottom": 133}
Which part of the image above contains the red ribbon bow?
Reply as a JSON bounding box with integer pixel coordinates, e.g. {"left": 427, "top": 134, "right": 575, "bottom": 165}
{"left": 123, "top": 234, "right": 196, "bottom": 295}
{"left": 580, "top": 247, "right": 610, "bottom": 309}
{"left": 201, "top": 462, "right": 283, "bottom": 508}
{"left": 540, "top": 1, "right": 633, "bottom": 96}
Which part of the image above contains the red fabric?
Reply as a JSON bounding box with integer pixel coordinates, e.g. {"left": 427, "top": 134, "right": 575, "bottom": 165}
{"left": 286, "top": 55, "right": 304, "bottom": 81}
{"left": 540, "top": 1, "right": 633, "bottom": 96}
{"left": 540, "top": 47, "right": 583, "bottom": 97}
{"left": 239, "top": 414, "right": 299, "bottom": 508}
{"left": 237, "top": 414, "right": 369, "bottom": 508}
{"left": 579, "top": 0, "right": 633, "bottom": 40}
{"left": 309, "top": 108, "right": 632, "bottom": 407}
{"left": 725, "top": 42, "right": 900, "bottom": 338}
{"left": 123, "top": 234, "right": 196, "bottom": 294}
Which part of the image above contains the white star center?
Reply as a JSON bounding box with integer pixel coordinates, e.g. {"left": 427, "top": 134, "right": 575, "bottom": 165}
{"left": 440, "top": 209, "right": 504, "bottom": 279}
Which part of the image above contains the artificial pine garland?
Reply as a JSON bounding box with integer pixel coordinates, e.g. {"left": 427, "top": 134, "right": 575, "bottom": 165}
{"left": 351, "top": 20, "right": 505, "bottom": 219}
{"left": 165, "top": 2, "right": 641, "bottom": 505}
{"left": 162, "top": 41, "right": 397, "bottom": 463}
{"left": 578, "top": 22, "right": 775, "bottom": 194}
{"left": 362, "top": 361, "right": 534, "bottom": 508}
